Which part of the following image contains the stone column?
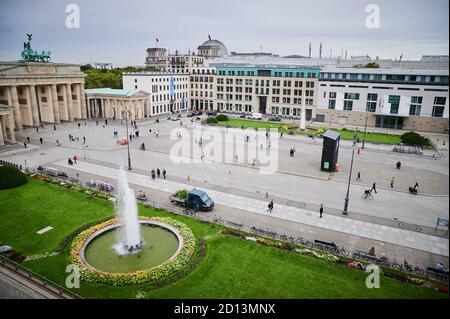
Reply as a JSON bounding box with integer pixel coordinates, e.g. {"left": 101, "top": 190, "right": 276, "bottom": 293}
{"left": 7, "top": 113, "right": 16, "bottom": 143}
{"left": 51, "top": 84, "right": 60, "bottom": 123}
{"left": 79, "top": 84, "right": 87, "bottom": 119}
{"left": 66, "top": 83, "right": 74, "bottom": 121}
{"left": 10, "top": 86, "right": 23, "bottom": 130}
{"left": 0, "top": 117, "right": 4, "bottom": 145}
{"left": 86, "top": 96, "right": 91, "bottom": 119}
{"left": 29, "top": 85, "right": 40, "bottom": 127}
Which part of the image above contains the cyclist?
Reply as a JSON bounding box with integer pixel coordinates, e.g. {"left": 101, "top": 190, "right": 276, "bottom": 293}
{"left": 363, "top": 189, "right": 372, "bottom": 199}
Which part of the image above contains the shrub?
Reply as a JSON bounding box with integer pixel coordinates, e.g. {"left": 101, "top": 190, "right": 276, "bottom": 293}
{"left": 215, "top": 114, "right": 229, "bottom": 121}
{"left": 0, "top": 166, "right": 27, "bottom": 189}
{"left": 401, "top": 132, "right": 430, "bottom": 147}
{"left": 175, "top": 189, "right": 188, "bottom": 199}
{"left": 206, "top": 117, "right": 218, "bottom": 124}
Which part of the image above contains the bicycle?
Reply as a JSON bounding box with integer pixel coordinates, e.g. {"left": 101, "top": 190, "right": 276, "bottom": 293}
{"left": 361, "top": 190, "right": 374, "bottom": 200}
{"left": 183, "top": 208, "right": 196, "bottom": 217}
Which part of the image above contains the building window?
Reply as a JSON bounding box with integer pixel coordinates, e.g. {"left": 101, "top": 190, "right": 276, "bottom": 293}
{"left": 344, "top": 93, "right": 359, "bottom": 100}
{"left": 343, "top": 100, "right": 353, "bottom": 111}
{"left": 329, "top": 92, "right": 336, "bottom": 99}
{"left": 432, "top": 97, "right": 446, "bottom": 117}
{"left": 328, "top": 100, "right": 336, "bottom": 109}
{"left": 388, "top": 95, "right": 400, "bottom": 114}
{"left": 367, "top": 93, "right": 378, "bottom": 101}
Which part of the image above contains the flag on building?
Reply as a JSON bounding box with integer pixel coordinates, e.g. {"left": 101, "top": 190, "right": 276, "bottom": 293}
{"left": 156, "top": 37, "right": 159, "bottom": 43}
{"left": 169, "top": 76, "right": 175, "bottom": 98}
{"left": 208, "top": 34, "right": 212, "bottom": 41}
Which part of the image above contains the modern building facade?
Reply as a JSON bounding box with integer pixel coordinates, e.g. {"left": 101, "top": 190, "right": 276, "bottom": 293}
{"left": 123, "top": 72, "right": 189, "bottom": 116}
{"left": 213, "top": 65, "right": 320, "bottom": 119}
{"left": 190, "top": 67, "right": 216, "bottom": 111}
{"left": 316, "top": 68, "right": 449, "bottom": 132}
{"left": 0, "top": 61, "right": 87, "bottom": 132}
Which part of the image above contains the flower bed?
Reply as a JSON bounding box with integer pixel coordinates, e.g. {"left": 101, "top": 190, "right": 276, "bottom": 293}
{"left": 69, "top": 216, "right": 196, "bottom": 286}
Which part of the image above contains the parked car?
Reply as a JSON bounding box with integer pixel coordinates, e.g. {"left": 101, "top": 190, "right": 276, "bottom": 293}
{"left": 268, "top": 116, "right": 281, "bottom": 122}
{"left": 171, "top": 114, "right": 181, "bottom": 121}
{"left": 187, "top": 112, "right": 195, "bottom": 117}
{"left": 239, "top": 114, "right": 246, "bottom": 118}
{"left": 194, "top": 111, "right": 203, "bottom": 116}
{"left": 169, "top": 188, "right": 214, "bottom": 211}
{"left": 249, "top": 112, "right": 263, "bottom": 120}
{"left": 206, "top": 110, "right": 217, "bottom": 116}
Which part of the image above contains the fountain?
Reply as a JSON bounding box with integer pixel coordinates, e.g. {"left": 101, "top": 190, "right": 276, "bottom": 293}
{"left": 113, "top": 166, "right": 142, "bottom": 255}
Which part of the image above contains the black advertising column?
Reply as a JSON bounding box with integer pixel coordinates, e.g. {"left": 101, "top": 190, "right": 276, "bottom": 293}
{"left": 320, "top": 130, "right": 340, "bottom": 172}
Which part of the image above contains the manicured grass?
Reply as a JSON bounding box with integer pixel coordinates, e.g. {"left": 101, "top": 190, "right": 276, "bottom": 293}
{"left": 331, "top": 129, "right": 402, "bottom": 145}
{"left": 213, "top": 118, "right": 401, "bottom": 145}
{"left": 216, "top": 118, "right": 286, "bottom": 130}
{"left": 0, "top": 179, "right": 445, "bottom": 299}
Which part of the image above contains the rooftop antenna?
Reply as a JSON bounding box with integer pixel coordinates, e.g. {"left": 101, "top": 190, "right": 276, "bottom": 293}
{"left": 308, "top": 42, "right": 311, "bottom": 58}
{"left": 345, "top": 50, "right": 347, "bottom": 60}
{"left": 319, "top": 42, "right": 322, "bottom": 59}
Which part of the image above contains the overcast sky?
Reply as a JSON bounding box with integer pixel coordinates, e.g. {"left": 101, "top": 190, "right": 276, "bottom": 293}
{"left": 0, "top": 0, "right": 448, "bottom": 66}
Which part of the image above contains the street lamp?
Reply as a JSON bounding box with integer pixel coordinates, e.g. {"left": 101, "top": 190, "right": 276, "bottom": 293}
{"left": 362, "top": 104, "right": 368, "bottom": 149}
{"left": 122, "top": 109, "right": 132, "bottom": 170}
{"left": 343, "top": 129, "right": 358, "bottom": 215}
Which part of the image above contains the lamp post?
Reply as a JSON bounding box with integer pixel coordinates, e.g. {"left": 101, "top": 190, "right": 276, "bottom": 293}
{"left": 343, "top": 129, "right": 358, "bottom": 215}
{"left": 362, "top": 105, "right": 368, "bottom": 149}
{"left": 122, "top": 109, "right": 132, "bottom": 170}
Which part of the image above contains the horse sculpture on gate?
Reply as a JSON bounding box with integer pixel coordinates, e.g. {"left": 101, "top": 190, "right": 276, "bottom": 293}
{"left": 21, "top": 33, "right": 52, "bottom": 62}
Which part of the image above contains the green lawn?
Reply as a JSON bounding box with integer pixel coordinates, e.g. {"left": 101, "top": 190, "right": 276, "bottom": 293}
{"left": 213, "top": 118, "right": 402, "bottom": 145}
{"left": 0, "top": 179, "right": 445, "bottom": 299}
{"left": 331, "top": 129, "right": 402, "bottom": 145}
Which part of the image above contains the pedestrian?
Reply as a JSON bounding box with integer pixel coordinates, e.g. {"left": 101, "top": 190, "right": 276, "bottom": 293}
{"left": 56, "top": 140, "right": 61, "bottom": 146}
{"left": 149, "top": 128, "right": 152, "bottom": 133}
{"left": 36, "top": 127, "right": 39, "bottom": 132}
{"left": 84, "top": 121, "right": 86, "bottom": 126}
{"left": 23, "top": 141, "right": 27, "bottom": 149}
{"left": 83, "top": 136, "right": 86, "bottom": 143}
{"left": 396, "top": 161, "right": 401, "bottom": 169}
{"left": 105, "top": 119, "right": 108, "bottom": 125}
{"left": 129, "top": 134, "right": 133, "bottom": 142}
{"left": 390, "top": 177, "right": 395, "bottom": 188}
{"left": 73, "top": 155, "right": 78, "bottom": 164}
{"left": 96, "top": 120, "right": 98, "bottom": 126}
{"left": 39, "top": 137, "right": 43, "bottom": 144}
{"left": 53, "top": 124, "right": 56, "bottom": 131}
{"left": 157, "top": 168, "right": 161, "bottom": 178}
{"left": 319, "top": 204, "right": 324, "bottom": 218}
{"left": 357, "top": 147, "right": 361, "bottom": 155}
{"left": 371, "top": 182, "right": 377, "bottom": 194}
{"left": 356, "top": 171, "right": 361, "bottom": 181}
{"left": 78, "top": 122, "right": 80, "bottom": 129}
{"left": 27, "top": 136, "right": 30, "bottom": 143}
{"left": 151, "top": 169, "right": 156, "bottom": 180}
{"left": 414, "top": 182, "right": 419, "bottom": 190}
{"left": 280, "top": 132, "right": 283, "bottom": 138}
{"left": 267, "top": 200, "right": 274, "bottom": 213}
{"left": 163, "top": 169, "right": 166, "bottom": 179}
{"left": 156, "top": 130, "right": 159, "bottom": 138}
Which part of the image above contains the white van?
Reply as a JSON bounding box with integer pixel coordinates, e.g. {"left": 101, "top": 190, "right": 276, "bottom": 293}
{"left": 249, "top": 112, "right": 263, "bottom": 120}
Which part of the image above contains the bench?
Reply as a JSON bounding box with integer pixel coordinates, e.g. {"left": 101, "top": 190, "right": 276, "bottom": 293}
{"left": 314, "top": 239, "right": 337, "bottom": 249}
{"left": 426, "top": 267, "right": 449, "bottom": 281}
{"left": 353, "top": 250, "right": 379, "bottom": 262}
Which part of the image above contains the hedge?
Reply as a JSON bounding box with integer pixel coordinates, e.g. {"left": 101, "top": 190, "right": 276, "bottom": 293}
{"left": 206, "top": 117, "right": 218, "bottom": 124}
{"left": 0, "top": 166, "right": 27, "bottom": 190}
{"left": 401, "top": 132, "right": 431, "bottom": 147}
{"left": 215, "top": 114, "right": 228, "bottom": 121}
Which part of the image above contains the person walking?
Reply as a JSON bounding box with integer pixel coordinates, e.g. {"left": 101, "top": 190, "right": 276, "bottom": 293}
{"left": 267, "top": 200, "right": 274, "bottom": 213}
{"left": 83, "top": 136, "right": 86, "bottom": 143}
{"left": 390, "top": 177, "right": 395, "bottom": 188}
{"left": 414, "top": 182, "right": 419, "bottom": 190}
{"left": 78, "top": 122, "right": 80, "bottom": 129}
{"left": 371, "top": 182, "right": 377, "bottom": 194}
{"left": 356, "top": 171, "right": 361, "bottom": 181}
{"left": 39, "top": 137, "right": 43, "bottom": 144}
{"left": 73, "top": 155, "right": 78, "bottom": 164}
{"left": 96, "top": 120, "right": 98, "bottom": 126}
{"left": 157, "top": 168, "right": 161, "bottom": 178}
{"left": 151, "top": 169, "right": 156, "bottom": 180}
{"left": 23, "top": 141, "right": 27, "bottom": 149}
{"left": 53, "top": 124, "right": 56, "bottom": 131}
{"left": 163, "top": 169, "right": 166, "bottom": 179}
{"left": 27, "top": 136, "right": 30, "bottom": 143}
{"left": 319, "top": 204, "right": 324, "bottom": 218}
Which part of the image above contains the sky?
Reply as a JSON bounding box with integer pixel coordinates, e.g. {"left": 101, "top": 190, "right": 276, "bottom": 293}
{"left": 0, "top": 0, "right": 448, "bottom": 66}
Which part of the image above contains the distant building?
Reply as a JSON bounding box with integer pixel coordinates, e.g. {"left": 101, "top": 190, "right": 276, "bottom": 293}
{"left": 93, "top": 62, "right": 114, "bottom": 70}
{"left": 197, "top": 38, "right": 228, "bottom": 59}
{"left": 168, "top": 51, "right": 204, "bottom": 74}
{"left": 421, "top": 55, "right": 449, "bottom": 62}
{"left": 145, "top": 48, "right": 168, "bottom": 71}
{"left": 123, "top": 72, "right": 189, "bottom": 116}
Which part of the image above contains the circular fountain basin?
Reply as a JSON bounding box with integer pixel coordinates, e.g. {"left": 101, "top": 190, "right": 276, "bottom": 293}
{"left": 81, "top": 221, "right": 181, "bottom": 273}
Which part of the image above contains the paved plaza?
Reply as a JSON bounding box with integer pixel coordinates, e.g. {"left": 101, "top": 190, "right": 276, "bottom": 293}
{"left": 1, "top": 116, "right": 449, "bottom": 266}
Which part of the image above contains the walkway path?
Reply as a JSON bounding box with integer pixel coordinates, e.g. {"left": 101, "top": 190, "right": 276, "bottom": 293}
{"left": 54, "top": 160, "right": 449, "bottom": 257}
